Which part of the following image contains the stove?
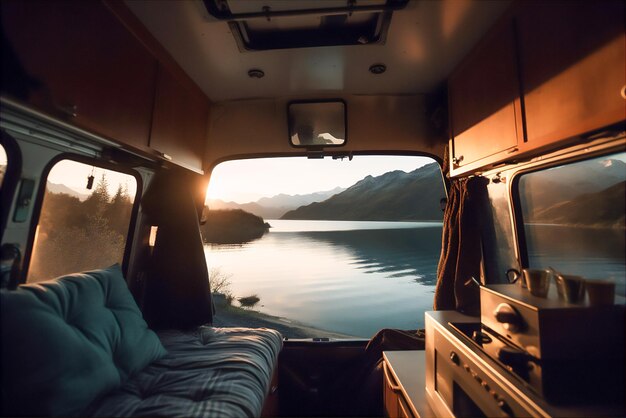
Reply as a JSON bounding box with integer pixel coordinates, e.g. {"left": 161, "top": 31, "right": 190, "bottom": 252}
{"left": 425, "top": 303, "right": 624, "bottom": 417}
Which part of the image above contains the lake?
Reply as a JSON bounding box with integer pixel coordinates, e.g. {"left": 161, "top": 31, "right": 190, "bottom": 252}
{"left": 205, "top": 221, "right": 626, "bottom": 338}
{"left": 204, "top": 220, "right": 443, "bottom": 338}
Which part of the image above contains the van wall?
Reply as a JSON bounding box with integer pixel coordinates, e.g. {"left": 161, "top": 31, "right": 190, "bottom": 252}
{"left": 206, "top": 95, "right": 447, "bottom": 168}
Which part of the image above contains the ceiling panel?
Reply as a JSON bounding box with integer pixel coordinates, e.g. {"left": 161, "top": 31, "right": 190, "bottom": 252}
{"left": 125, "top": 0, "right": 510, "bottom": 102}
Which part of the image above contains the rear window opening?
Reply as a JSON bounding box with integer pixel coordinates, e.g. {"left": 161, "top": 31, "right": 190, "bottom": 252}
{"left": 203, "top": 155, "right": 446, "bottom": 339}
{"left": 27, "top": 159, "right": 138, "bottom": 283}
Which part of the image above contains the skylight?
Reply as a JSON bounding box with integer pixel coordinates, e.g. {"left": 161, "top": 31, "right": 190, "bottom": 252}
{"left": 203, "top": 0, "right": 409, "bottom": 51}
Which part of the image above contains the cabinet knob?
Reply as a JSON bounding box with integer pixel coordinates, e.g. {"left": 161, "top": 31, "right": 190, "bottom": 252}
{"left": 621, "top": 85, "right": 626, "bottom": 100}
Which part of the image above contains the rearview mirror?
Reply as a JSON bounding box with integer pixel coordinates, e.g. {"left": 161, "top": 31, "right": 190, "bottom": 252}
{"left": 288, "top": 100, "right": 346, "bottom": 148}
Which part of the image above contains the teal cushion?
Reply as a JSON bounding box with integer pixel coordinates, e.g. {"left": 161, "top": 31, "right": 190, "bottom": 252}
{"left": 0, "top": 264, "right": 166, "bottom": 416}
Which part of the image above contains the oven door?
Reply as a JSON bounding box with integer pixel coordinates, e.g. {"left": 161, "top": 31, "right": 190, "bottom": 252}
{"left": 425, "top": 311, "right": 542, "bottom": 418}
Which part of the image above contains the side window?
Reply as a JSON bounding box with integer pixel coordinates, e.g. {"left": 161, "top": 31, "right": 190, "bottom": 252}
{"left": 27, "top": 159, "right": 138, "bottom": 282}
{"left": 516, "top": 152, "right": 625, "bottom": 297}
{"left": 204, "top": 156, "right": 446, "bottom": 338}
{"left": 0, "top": 143, "right": 7, "bottom": 189}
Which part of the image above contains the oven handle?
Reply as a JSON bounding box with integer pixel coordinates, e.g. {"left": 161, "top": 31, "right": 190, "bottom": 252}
{"left": 383, "top": 360, "right": 401, "bottom": 392}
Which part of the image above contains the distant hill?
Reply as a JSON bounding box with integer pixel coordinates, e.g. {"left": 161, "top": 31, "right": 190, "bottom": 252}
{"left": 208, "top": 200, "right": 276, "bottom": 218}
{"left": 520, "top": 158, "right": 626, "bottom": 218}
{"left": 281, "top": 163, "right": 445, "bottom": 221}
{"left": 208, "top": 187, "right": 344, "bottom": 219}
{"left": 200, "top": 209, "right": 270, "bottom": 244}
{"left": 47, "top": 182, "right": 90, "bottom": 201}
{"left": 257, "top": 187, "right": 345, "bottom": 209}
{"left": 533, "top": 181, "right": 625, "bottom": 227}
{"left": 521, "top": 157, "right": 625, "bottom": 227}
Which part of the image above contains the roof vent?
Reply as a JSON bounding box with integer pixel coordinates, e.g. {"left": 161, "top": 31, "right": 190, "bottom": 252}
{"left": 203, "top": 0, "right": 409, "bottom": 52}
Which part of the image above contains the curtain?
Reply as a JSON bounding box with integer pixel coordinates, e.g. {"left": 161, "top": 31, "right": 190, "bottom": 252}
{"left": 434, "top": 176, "right": 488, "bottom": 314}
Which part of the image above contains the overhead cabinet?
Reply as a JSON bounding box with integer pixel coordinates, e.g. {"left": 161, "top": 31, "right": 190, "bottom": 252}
{"left": 150, "top": 66, "right": 209, "bottom": 172}
{"left": 517, "top": 1, "right": 625, "bottom": 147}
{"left": 1, "top": 0, "right": 157, "bottom": 150}
{"left": 448, "top": 18, "right": 523, "bottom": 172}
{"left": 448, "top": 1, "right": 625, "bottom": 177}
{"left": 1, "top": 0, "right": 210, "bottom": 173}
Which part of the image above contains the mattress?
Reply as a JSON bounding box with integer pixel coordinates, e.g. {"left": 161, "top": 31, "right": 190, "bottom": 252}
{"left": 86, "top": 326, "right": 283, "bottom": 417}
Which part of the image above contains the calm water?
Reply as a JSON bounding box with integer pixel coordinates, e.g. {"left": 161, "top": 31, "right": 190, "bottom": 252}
{"left": 205, "top": 221, "right": 626, "bottom": 338}
{"left": 204, "top": 220, "right": 443, "bottom": 338}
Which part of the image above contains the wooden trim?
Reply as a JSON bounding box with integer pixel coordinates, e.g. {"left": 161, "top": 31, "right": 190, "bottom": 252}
{"left": 102, "top": 0, "right": 210, "bottom": 104}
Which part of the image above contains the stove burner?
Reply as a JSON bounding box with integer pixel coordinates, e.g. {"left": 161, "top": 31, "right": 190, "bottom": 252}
{"left": 448, "top": 322, "right": 535, "bottom": 389}
{"left": 472, "top": 330, "right": 492, "bottom": 344}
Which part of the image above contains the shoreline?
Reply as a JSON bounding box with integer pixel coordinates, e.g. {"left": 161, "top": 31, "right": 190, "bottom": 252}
{"left": 212, "top": 300, "right": 357, "bottom": 340}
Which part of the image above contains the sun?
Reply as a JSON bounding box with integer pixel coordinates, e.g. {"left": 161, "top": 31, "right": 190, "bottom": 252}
{"left": 205, "top": 177, "right": 230, "bottom": 204}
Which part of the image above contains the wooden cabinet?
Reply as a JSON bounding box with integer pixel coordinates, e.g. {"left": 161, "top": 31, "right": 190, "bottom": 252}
{"left": 383, "top": 351, "right": 434, "bottom": 418}
{"left": 384, "top": 360, "right": 402, "bottom": 417}
{"left": 448, "top": 1, "right": 625, "bottom": 177}
{"left": 150, "top": 65, "right": 209, "bottom": 172}
{"left": 517, "top": 0, "right": 625, "bottom": 147}
{"left": 1, "top": 0, "right": 158, "bottom": 149}
{"left": 448, "top": 17, "right": 523, "bottom": 173}
{"left": 1, "top": 0, "right": 210, "bottom": 173}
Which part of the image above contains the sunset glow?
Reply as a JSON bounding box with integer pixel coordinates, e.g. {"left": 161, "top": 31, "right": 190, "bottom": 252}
{"left": 206, "top": 155, "right": 436, "bottom": 204}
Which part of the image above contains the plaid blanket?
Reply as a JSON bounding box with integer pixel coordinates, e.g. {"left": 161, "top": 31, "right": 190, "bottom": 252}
{"left": 86, "top": 327, "right": 283, "bottom": 417}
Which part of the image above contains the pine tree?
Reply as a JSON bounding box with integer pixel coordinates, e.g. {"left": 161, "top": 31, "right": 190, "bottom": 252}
{"left": 105, "top": 183, "right": 132, "bottom": 236}
{"left": 83, "top": 173, "right": 110, "bottom": 218}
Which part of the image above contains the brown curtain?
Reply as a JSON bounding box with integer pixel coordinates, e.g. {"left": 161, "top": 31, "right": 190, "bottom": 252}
{"left": 434, "top": 176, "right": 488, "bottom": 314}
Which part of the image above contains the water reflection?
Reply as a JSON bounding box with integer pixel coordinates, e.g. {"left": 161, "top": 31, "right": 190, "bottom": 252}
{"left": 205, "top": 221, "right": 442, "bottom": 337}
{"left": 297, "top": 226, "right": 442, "bottom": 285}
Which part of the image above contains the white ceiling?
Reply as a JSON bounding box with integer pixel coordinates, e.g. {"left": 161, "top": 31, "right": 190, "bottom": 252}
{"left": 125, "top": 0, "right": 510, "bottom": 103}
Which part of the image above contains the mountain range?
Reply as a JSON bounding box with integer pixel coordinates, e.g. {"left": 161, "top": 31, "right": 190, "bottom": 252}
{"left": 208, "top": 187, "right": 345, "bottom": 219}
{"left": 521, "top": 158, "right": 625, "bottom": 214}
{"left": 281, "top": 163, "right": 445, "bottom": 221}
{"left": 533, "top": 180, "right": 625, "bottom": 227}
{"left": 43, "top": 156, "right": 624, "bottom": 227}
{"left": 47, "top": 182, "right": 90, "bottom": 201}
{"left": 523, "top": 158, "right": 625, "bottom": 227}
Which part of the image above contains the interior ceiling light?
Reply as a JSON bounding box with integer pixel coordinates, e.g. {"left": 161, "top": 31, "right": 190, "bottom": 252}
{"left": 369, "top": 63, "right": 386, "bottom": 74}
{"left": 203, "top": 0, "right": 409, "bottom": 52}
{"left": 248, "top": 68, "right": 265, "bottom": 78}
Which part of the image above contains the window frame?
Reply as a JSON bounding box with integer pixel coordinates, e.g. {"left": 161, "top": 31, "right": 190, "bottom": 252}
{"left": 0, "top": 132, "right": 22, "bottom": 243}
{"left": 22, "top": 153, "right": 143, "bottom": 283}
{"left": 511, "top": 146, "right": 625, "bottom": 271}
{"left": 204, "top": 151, "right": 448, "bottom": 338}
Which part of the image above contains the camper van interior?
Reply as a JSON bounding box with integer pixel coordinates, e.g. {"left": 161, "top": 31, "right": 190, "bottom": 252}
{"left": 1, "top": 0, "right": 624, "bottom": 417}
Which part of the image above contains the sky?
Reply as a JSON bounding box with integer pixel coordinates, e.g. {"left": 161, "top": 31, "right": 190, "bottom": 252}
{"left": 2, "top": 144, "right": 435, "bottom": 204}
{"left": 0, "top": 148, "right": 137, "bottom": 201}
{"left": 47, "top": 160, "right": 138, "bottom": 200}
{"left": 206, "top": 155, "right": 436, "bottom": 204}
{"left": 3, "top": 144, "right": 625, "bottom": 206}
